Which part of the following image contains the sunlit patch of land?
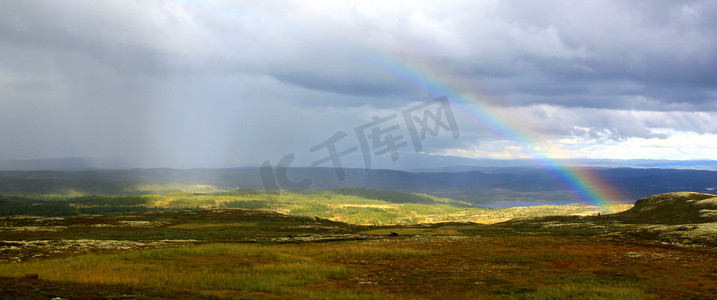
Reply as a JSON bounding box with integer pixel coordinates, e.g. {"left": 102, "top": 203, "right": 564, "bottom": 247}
{"left": 1, "top": 187, "right": 633, "bottom": 225}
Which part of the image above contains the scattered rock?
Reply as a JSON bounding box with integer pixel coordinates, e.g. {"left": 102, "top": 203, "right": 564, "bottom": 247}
{"left": 677, "top": 226, "right": 689, "bottom": 231}
{"left": 388, "top": 232, "right": 399, "bottom": 237}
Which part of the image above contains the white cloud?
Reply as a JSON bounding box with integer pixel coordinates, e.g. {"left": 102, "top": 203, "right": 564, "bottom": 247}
{"left": 443, "top": 130, "right": 717, "bottom": 160}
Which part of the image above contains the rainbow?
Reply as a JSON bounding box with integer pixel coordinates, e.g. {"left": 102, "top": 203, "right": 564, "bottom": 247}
{"left": 170, "top": 1, "right": 624, "bottom": 207}
{"left": 360, "top": 52, "right": 624, "bottom": 207}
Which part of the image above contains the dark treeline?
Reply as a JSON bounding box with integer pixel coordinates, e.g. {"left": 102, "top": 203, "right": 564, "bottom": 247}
{"left": 0, "top": 195, "right": 78, "bottom": 217}
{"left": 0, "top": 195, "right": 151, "bottom": 217}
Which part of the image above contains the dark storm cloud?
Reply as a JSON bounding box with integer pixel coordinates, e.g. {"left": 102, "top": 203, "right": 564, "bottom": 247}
{"left": 272, "top": 73, "right": 408, "bottom": 98}
{"left": 237, "top": 0, "right": 717, "bottom": 112}
{"left": 0, "top": 1, "right": 170, "bottom": 77}
{"left": 1, "top": 0, "right": 716, "bottom": 167}
{"left": 0, "top": 0, "right": 200, "bottom": 165}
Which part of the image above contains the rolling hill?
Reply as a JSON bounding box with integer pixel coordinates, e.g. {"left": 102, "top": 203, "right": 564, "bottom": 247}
{"left": 612, "top": 192, "right": 717, "bottom": 224}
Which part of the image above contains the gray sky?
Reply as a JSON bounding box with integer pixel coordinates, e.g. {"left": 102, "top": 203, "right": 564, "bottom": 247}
{"left": 1, "top": 0, "right": 716, "bottom": 168}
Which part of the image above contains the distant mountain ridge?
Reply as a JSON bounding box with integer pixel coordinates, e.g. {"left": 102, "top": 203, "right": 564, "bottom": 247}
{"left": 2, "top": 156, "right": 717, "bottom": 171}
{"left": 0, "top": 167, "right": 715, "bottom": 206}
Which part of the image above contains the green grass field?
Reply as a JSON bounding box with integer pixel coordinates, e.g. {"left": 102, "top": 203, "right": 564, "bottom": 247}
{"left": 2, "top": 233, "right": 713, "bottom": 299}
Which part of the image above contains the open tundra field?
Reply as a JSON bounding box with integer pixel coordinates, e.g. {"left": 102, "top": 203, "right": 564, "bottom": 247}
{"left": 0, "top": 190, "right": 716, "bottom": 299}
{"left": 0, "top": 188, "right": 632, "bottom": 225}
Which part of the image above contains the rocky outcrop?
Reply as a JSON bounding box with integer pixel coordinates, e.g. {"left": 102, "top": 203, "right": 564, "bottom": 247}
{"left": 614, "top": 192, "right": 717, "bottom": 224}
